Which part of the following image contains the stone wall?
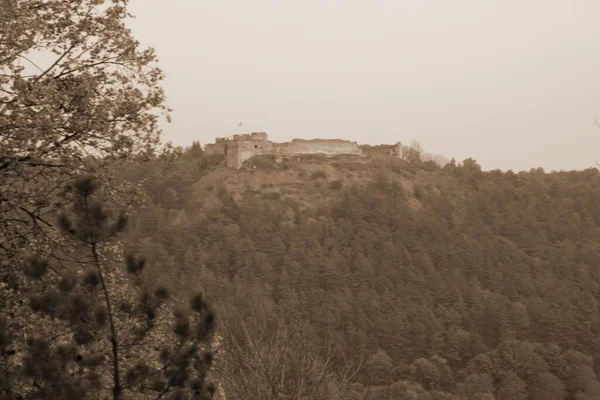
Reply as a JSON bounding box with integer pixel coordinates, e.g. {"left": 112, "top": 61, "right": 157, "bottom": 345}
{"left": 361, "top": 142, "right": 402, "bottom": 157}
{"left": 275, "top": 139, "right": 363, "bottom": 157}
{"left": 226, "top": 139, "right": 274, "bottom": 169}
{"left": 232, "top": 132, "right": 268, "bottom": 141}
{"left": 204, "top": 133, "right": 365, "bottom": 169}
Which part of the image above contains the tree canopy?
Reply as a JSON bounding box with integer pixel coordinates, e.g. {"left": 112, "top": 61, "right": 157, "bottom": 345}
{"left": 0, "top": 0, "right": 169, "bottom": 259}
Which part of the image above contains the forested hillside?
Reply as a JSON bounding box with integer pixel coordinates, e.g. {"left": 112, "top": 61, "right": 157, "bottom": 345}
{"left": 116, "top": 145, "right": 600, "bottom": 399}
{"left": 4, "top": 1, "right": 599, "bottom": 399}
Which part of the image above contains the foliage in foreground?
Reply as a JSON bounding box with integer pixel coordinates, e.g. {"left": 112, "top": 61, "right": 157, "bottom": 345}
{"left": 1, "top": 0, "right": 168, "bottom": 262}
{"left": 1, "top": 176, "right": 216, "bottom": 399}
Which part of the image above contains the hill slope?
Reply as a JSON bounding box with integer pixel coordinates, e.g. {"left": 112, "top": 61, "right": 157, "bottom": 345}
{"left": 119, "top": 149, "right": 600, "bottom": 399}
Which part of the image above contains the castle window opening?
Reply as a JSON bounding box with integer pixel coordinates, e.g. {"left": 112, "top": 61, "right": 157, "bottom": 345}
{"left": 255, "top": 145, "right": 258, "bottom": 149}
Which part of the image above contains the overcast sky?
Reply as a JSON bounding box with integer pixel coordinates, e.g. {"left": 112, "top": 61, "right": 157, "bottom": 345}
{"left": 126, "top": 0, "right": 600, "bottom": 172}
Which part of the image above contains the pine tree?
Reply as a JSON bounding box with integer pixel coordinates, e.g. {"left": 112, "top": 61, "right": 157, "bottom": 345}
{"left": 2, "top": 176, "right": 216, "bottom": 399}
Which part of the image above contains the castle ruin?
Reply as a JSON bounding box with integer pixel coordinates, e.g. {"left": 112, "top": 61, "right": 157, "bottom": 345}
{"left": 205, "top": 133, "right": 365, "bottom": 169}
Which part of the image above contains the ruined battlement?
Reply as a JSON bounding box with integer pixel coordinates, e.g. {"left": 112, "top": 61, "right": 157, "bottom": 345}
{"left": 232, "top": 132, "right": 268, "bottom": 141}
{"left": 205, "top": 133, "right": 396, "bottom": 169}
{"left": 213, "top": 132, "right": 267, "bottom": 142}
{"left": 361, "top": 142, "right": 402, "bottom": 157}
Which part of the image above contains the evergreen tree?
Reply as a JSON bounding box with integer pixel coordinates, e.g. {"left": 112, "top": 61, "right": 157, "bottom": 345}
{"left": 1, "top": 176, "right": 216, "bottom": 399}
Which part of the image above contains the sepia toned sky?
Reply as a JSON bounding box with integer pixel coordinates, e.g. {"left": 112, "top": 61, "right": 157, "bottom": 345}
{"left": 127, "top": 0, "right": 600, "bottom": 172}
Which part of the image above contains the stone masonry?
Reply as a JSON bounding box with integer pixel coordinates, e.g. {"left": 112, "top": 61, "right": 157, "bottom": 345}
{"left": 205, "top": 133, "right": 364, "bottom": 169}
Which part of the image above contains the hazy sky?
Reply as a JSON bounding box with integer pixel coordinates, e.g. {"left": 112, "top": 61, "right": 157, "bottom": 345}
{"left": 126, "top": 0, "right": 600, "bottom": 172}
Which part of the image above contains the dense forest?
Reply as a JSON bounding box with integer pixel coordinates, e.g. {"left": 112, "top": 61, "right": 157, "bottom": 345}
{"left": 3, "top": 1, "right": 600, "bottom": 399}
{"left": 112, "top": 146, "right": 600, "bottom": 399}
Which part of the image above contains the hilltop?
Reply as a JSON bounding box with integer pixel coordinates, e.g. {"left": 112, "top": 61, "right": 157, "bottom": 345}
{"left": 117, "top": 145, "right": 600, "bottom": 399}
{"left": 191, "top": 154, "right": 430, "bottom": 211}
